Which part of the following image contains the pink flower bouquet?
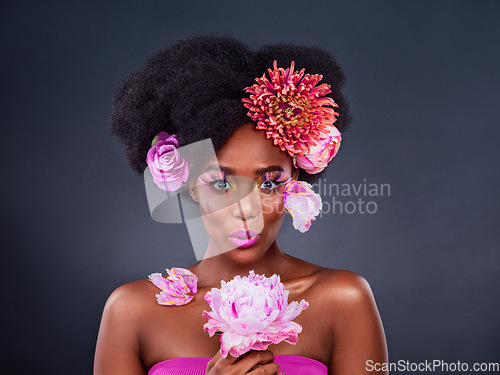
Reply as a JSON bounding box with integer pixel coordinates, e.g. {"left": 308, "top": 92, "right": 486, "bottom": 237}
{"left": 202, "top": 270, "right": 309, "bottom": 358}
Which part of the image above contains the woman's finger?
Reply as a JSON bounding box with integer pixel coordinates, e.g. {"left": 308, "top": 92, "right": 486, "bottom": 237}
{"left": 233, "top": 350, "right": 276, "bottom": 373}
{"left": 246, "top": 361, "right": 280, "bottom": 375}
{"left": 206, "top": 348, "right": 249, "bottom": 373}
{"left": 205, "top": 350, "right": 220, "bottom": 371}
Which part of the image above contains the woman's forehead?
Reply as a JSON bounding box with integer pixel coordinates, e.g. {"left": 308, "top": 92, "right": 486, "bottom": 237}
{"left": 214, "top": 124, "right": 292, "bottom": 164}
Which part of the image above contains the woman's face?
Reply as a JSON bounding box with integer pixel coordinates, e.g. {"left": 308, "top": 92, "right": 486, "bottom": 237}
{"left": 190, "top": 122, "right": 298, "bottom": 264}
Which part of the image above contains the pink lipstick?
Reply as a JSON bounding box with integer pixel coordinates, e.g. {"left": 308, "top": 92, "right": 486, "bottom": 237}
{"left": 228, "top": 230, "right": 260, "bottom": 248}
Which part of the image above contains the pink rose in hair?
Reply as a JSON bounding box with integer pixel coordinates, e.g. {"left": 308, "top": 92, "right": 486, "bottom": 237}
{"left": 203, "top": 270, "right": 309, "bottom": 358}
{"left": 294, "top": 125, "right": 341, "bottom": 174}
{"left": 146, "top": 132, "right": 189, "bottom": 191}
{"left": 283, "top": 180, "right": 322, "bottom": 233}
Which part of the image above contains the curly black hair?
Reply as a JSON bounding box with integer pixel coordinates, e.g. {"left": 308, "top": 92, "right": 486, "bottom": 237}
{"left": 109, "top": 34, "right": 351, "bottom": 187}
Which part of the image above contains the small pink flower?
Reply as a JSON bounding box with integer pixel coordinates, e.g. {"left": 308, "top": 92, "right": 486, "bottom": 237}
{"left": 283, "top": 180, "right": 322, "bottom": 233}
{"left": 146, "top": 132, "right": 189, "bottom": 191}
{"left": 148, "top": 267, "right": 198, "bottom": 306}
{"left": 202, "top": 270, "right": 308, "bottom": 358}
{"left": 294, "top": 125, "right": 342, "bottom": 174}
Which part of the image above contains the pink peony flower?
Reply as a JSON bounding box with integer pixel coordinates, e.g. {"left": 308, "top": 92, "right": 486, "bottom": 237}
{"left": 294, "top": 125, "right": 342, "bottom": 174}
{"left": 242, "top": 61, "right": 341, "bottom": 171}
{"left": 202, "top": 270, "right": 309, "bottom": 358}
{"left": 146, "top": 132, "right": 189, "bottom": 191}
{"left": 283, "top": 180, "right": 322, "bottom": 233}
{"left": 148, "top": 267, "right": 198, "bottom": 306}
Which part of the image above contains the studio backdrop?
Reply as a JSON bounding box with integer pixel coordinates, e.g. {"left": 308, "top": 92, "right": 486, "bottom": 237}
{"left": 1, "top": 1, "right": 499, "bottom": 374}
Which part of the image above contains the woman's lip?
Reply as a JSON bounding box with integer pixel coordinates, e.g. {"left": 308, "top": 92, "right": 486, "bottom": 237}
{"left": 228, "top": 234, "right": 260, "bottom": 248}
{"left": 229, "top": 230, "right": 260, "bottom": 239}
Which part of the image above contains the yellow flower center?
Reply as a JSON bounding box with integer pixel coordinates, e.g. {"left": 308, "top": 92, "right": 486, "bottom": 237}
{"left": 269, "top": 95, "right": 311, "bottom": 129}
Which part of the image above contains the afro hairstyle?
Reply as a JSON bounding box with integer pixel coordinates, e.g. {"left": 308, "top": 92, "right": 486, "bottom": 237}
{"left": 109, "top": 34, "right": 352, "bottom": 188}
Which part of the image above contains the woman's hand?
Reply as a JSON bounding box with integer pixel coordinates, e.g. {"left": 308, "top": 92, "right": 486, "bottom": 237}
{"left": 206, "top": 349, "right": 285, "bottom": 375}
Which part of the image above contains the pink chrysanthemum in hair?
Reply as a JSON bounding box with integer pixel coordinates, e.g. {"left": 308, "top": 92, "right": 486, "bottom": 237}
{"left": 202, "top": 270, "right": 309, "bottom": 358}
{"left": 242, "top": 60, "right": 341, "bottom": 173}
{"left": 149, "top": 267, "right": 198, "bottom": 306}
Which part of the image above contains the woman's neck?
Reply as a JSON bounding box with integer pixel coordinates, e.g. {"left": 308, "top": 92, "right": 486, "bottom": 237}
{"left": 190, "top": 239, "right": 296, "bottom": 288}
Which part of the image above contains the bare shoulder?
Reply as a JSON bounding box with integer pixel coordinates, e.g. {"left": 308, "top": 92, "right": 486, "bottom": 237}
{"left": 320, "top": 268, "right": 372, "bottom": 292}
{"left": 311, "top": 268, "right": 377, "bottom": 314}
{"left": 94, "top": 278, "right": 159, "bottom": 374}
{"left": 101, "top": 278, "right": 158, "bottom": 325}
{"left": 107, "top": 278, "right": 155, "bottom": 302}
{"left": 311, "top": 269, "right": 388, "bottom": 372}
{"left": 281, "top": 256, "right": 374, "bottom": 304}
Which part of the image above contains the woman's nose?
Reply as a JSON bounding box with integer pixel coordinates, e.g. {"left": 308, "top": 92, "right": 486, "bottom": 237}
{"left": 232, "top": 188, "right": 262, "bottom": 221}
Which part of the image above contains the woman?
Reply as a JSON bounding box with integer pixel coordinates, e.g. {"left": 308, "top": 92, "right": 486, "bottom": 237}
{"left": 94, "top": 35, "right": 388, "bottom": 375}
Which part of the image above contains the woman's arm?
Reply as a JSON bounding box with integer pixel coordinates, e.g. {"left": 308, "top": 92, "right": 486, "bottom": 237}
{"left": 94, "top": 283, "right": 147, "bottom": 375}
{"left": 327, "top": 270, "right": 388, "bottom": 375}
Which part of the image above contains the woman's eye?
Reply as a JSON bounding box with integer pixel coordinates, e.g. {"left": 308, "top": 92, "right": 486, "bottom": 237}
{"left": 211, "top": 180, "right": 232, "bottom": 191}
{"left": 259, "top": 180, "right": 278, "bottom": 190}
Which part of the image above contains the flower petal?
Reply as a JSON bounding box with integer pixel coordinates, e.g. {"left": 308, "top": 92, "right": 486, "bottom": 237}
{"left": 148, "top": 268, "right": 198, "bottom": 306}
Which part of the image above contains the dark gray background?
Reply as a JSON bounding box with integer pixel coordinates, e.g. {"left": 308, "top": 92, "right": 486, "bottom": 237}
{"left": 1, "top": 1, "right": 499, "bottom": 374}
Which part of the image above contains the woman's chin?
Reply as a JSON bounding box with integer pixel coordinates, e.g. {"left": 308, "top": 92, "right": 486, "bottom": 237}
{"left": 224, "top": 249, "right": 263, "bottom": 266}
{"left": 204, "top": 233, "right": 273, "bottom": 264}
{"left": 222, "top": 237, "right": 268, "bottom": 264}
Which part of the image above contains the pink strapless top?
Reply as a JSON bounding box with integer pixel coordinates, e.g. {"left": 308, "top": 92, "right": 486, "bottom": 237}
{"left": 148, "top": 355, "right": 327, "bottom": 375}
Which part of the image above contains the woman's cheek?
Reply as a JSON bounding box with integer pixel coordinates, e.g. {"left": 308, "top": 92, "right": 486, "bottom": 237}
{"left": 260, "top": 193, "right": 285, "bottom": 218}
{"left": 199, "top": 199, "right": 229, "bottom": 232}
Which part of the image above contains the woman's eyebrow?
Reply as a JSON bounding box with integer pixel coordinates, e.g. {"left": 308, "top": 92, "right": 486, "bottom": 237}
{"left": 203, "top": 165, "right": 235, "bottom": 174}
{"left": 254, "top": 166, "right": 285, "bottom": 175}
{"left": 203, "top": 165, "right": 284, "bottom": 175}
